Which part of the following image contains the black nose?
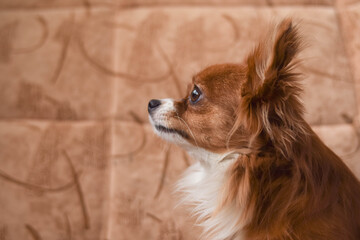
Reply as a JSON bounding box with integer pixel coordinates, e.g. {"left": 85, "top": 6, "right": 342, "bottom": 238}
{"left": 148, "top": 99, "right": 161, "bottom": 113}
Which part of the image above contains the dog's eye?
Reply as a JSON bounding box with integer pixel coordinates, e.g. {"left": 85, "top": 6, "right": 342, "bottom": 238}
{"left": 190, "top": 86, "right": 201, "bottom": 104}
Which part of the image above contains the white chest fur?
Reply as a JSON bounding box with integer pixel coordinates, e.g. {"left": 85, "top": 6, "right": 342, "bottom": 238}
{"left": 176, "top": 148, "right": 245, "bottom": 240}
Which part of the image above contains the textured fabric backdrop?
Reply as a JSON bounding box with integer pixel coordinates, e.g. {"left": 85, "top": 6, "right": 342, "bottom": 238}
{"left": 0, "top": 0, "right": 359, "bottom": 239}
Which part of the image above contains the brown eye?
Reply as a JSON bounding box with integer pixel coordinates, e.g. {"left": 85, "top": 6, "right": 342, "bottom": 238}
{"left": 190, "top": 86, "right": 201, "bottom": 103}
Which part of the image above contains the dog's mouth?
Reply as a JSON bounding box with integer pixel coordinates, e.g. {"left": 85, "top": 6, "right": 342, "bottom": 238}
{"left": 155, "top": 125, "right": 189, "bottom": 139}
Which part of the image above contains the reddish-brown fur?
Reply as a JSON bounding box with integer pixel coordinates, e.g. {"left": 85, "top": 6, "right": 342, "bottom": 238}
{"left": 165, "top": 19, "right": 360, "bottom": 239}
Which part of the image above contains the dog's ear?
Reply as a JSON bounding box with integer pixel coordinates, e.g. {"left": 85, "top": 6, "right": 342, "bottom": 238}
{"left": 243, "top": 18, "right": 301, "bottom": 105}
{"left": 231, "top": 19, "right": 306, "bottom": 153}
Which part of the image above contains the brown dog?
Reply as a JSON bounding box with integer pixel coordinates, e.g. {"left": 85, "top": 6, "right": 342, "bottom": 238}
{"left": 148, "top": 19, "right": 360, "bottom": 240}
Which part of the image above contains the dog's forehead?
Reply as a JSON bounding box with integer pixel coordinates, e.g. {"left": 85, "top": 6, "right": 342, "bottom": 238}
{"left": 193, "top": 64, "right": 244, "bottom": 93}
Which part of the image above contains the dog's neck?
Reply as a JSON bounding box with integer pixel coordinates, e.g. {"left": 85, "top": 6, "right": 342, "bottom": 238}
{"left": 185, "top": 147, "right": 225, "bottom": 168}
{"left": 177, "top": 147, "right": 246, "bottom": 240}
{"left": 184, "top": 146, "right": 251, "bottom": 169}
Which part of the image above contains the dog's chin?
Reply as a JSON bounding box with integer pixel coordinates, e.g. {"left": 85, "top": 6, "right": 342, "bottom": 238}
{"left": 149, "top": 116, "right": 189, "bottom": 145}
{"left": 153, "top": 124, "right": 190, "bottom": 145}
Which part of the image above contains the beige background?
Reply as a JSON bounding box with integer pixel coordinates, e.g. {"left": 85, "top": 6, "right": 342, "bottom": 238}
{"left": 0, "top": 0, "right": 360, "bottom": 239}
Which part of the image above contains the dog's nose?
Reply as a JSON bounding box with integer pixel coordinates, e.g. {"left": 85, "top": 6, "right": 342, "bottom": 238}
{"left": 148, "top": 99, "right": 161, "bottom": 113}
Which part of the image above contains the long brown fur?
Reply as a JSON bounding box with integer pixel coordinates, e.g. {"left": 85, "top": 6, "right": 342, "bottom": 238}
{"left": 223, "top": 19, "right": 360, "bottom": 239}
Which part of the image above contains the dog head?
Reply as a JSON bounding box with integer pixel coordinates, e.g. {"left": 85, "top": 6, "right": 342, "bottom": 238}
{"left": 148, "top": 19, "right": 304, "bottom": 157}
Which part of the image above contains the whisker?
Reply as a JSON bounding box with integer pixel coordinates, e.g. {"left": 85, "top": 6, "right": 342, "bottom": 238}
{"left": 174, "top": 115, "right": 199, "bottom": 149}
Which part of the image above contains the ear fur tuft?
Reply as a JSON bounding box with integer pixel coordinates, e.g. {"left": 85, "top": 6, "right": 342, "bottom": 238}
{"left": 243, "top": 18, "right": 302, "bottom": 102}
{"left": 232, "top": 19, "right": 307, "bottom": 156}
